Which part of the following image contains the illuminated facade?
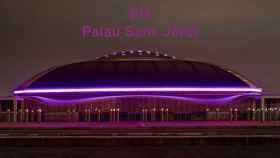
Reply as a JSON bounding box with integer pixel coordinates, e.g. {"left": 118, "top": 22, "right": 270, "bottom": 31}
{"left": 9, "top": 50, "right": 264, "bottom": 122}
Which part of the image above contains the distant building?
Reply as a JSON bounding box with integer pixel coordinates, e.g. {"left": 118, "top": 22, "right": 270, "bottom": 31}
{"left": 3, "top": 50, "right": 276, "bottom": 123}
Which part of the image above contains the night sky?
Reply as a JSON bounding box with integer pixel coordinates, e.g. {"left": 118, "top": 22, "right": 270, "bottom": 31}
{"left": 0, "top": 0, "right": 279, "bottom": 96}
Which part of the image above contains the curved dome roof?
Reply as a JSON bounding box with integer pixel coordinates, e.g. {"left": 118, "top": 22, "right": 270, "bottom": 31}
{"left": 16, "top": 50, "right": 256, "bottom": 91}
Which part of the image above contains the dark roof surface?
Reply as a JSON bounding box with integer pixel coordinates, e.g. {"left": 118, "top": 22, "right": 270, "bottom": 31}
{"left": 16, "top": 50, "right": 254, "bottom": 90}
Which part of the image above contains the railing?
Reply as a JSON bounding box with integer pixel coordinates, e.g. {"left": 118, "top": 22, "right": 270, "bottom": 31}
{"left": 0, "top": 108, "right": 279, "bottom": 123}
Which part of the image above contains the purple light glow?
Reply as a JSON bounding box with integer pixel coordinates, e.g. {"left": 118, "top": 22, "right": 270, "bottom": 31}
{"left": 25, "top": 94, "right": 249, "bottom": 106}
{"left": 14, "top": 87, "right": 262, "bottom": 94}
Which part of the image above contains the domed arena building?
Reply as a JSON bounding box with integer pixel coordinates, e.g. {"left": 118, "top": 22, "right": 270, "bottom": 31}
{"left": 12, "top": 50, "right": 262, "bottom": 123}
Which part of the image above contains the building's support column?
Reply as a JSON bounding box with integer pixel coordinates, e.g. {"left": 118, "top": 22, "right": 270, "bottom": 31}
{"left": 109, "top": 108, "right": 112, "bottom": 122}
{"left": 7, "top": 109, "right": 11, "bottom": 122}
{"left": 21, "top": 99, "right": 25, "bottom": 122}
{"left": 247, "top": 107, "right": 251, "bottom": 121}
{"left": 25, "top": 108, "right": 29, "bottom": 122}
{"left": 18, "top": 109, "right": 23, "bottom": 122}
{"left": 205, "top": 108, "right": 210, "bottom": 121}
{"left": 13, "top": 96, "right": 17, "bottom": 122}
{"left": 252, "top": 98, "right": 256, "bottom": 121}
{"left": 72, "top": 108, "right": 75, "bottom": 122}
{"left": 84, "top": 108, "right": 88, "bottom": 122}
{"left": 252, "top": 108, "right": 256, "bottom": 121}
{"left": 67, "top": 108, "right": 71, "bottom": 122}
{"left": 112, "top": 108, "right": 116, "bottom": 122}
{"left": 97, "top": 109, "right": 101, "bottom": 122}
{"left": 93, "top": 108, "right": 97, "bottom": 122}
{"left": 252, "top": 98, "right": 256, "bottom": 110}
{"left": 30, "top": 110, "right": 35, "bottom": 122}
{"left": 76, "top": 108, "right": 79, "bottom": 122}
{"left": 116, "top": 108, "right": 119, "bottom": 122}
{"left": 143, "top": 109, "right": 147, "bottom": 121}
{"left": 261, "top": 97, "right": 265, "bottom": 122}
{"left": 141, "top": 108, "right": 145, "bottom": 121}
{"left": 268, "top": 108, "right": 272, "bottom": 121}
{"left": 88, "top": 108, "right": 91, "bottom": 122}
{"left": 275, "top": 108, "right": 279, "bottom": 121}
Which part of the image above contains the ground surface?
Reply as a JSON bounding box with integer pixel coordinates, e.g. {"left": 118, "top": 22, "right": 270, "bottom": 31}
{"left": 0, "top": 121, "right": 280, "bottom": 158}
{"left": 0, "top": 145, "right": 279, "bottom": 158}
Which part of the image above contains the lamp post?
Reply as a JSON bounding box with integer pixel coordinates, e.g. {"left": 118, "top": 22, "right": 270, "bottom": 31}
{"left": 247, "top": 107, "right": 251, "bottom": 121}
{"left": 112, "top": 108, "right": 116, "bottom": 122}
{"left": 165, "top": 108, "right": 169, "bottom": 122}
{"left": 216, "top": 108, "right": 220, "bottom": 121}
{"left": 7, "top": 109, "right": 11, "bottom": 122}
{"left": 252, "top": 108, "right": 256, "bottom": 121}
{"left": 234, "top": 108, "right": 238, "bottom": 121}
{"left": 37, "top": 108, "right": 42, "bottom": 123}
{"left": 25, "top": 108, "right": 29, "bottom": 122}
{"left": 229, "top": 108, "right": 233, "bottom": 121}
{"left": 116, "top": 108, "right": 120, "bottom": 122}
{"left": 151, "top": 108, "right": 156, "bottom": 121}
{"left": 160, "top": 108, "right": 164, "bottom": 122}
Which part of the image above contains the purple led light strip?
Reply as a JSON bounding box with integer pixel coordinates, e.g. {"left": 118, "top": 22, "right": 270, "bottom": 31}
{"left": 25, "top": 94, "right": 245, "bottom": 106}
{"left": 14, "top": 87, "right": 262, "bottom": 94}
